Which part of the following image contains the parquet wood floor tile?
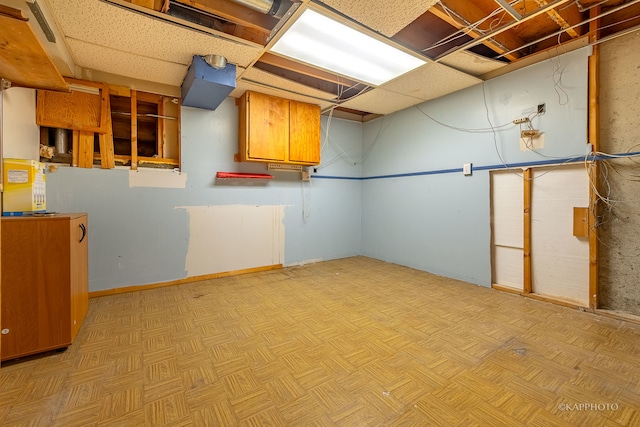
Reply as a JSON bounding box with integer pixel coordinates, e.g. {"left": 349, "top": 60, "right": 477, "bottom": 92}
{"left": 1, "top": 256, "right": 639, "bottom": 426}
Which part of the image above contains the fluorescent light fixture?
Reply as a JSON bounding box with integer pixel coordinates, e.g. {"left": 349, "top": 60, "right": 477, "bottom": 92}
{"left": 270, "top": 9, "right": 426, "bottom": 86}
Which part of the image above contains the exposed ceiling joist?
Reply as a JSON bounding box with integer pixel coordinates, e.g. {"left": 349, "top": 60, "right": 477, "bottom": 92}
{"left": 535, "top": 0, "right": 582, "bottom": 38}
{"left": 129, "top": 0, "right": 165, "bottom": 11}
{"left": 435, "top": 0, "right": 573, "bottom": 61}
{"left": 173, "top": 0, "right": 278, "bottom": 31}
{"left": 258, "top": 53, "right": 360, "bottom": 87}
{"left": 20, "top": 0, "right": 640, "bottom": 120}
{"left": 429, "top": 0, "right": 526, "bottom": 61}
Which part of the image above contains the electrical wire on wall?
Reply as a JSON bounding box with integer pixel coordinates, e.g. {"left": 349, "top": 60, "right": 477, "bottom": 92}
{"left": 301, "top": 176, "right": 311, "bottom": 221}
{"left": 317, "top": 105, "right": 389, "bottom": 171}
{"left": 315, "top": 75, "right": 378, "bottom": 171}
{"left": 586, "top": 148, "right": 640, "bottom": 258}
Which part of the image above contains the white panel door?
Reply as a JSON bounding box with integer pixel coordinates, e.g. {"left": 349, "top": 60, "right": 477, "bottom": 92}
{"left": 491, "top": 170, "right": 524, "bottom": 290}
{"left": 531, "top": 165, "right": 589, "bottom": 305}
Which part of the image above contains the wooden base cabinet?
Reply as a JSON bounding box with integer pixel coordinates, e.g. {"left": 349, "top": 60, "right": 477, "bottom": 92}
{"left": 1, "top": 213, "right": 88, "bottom": 361}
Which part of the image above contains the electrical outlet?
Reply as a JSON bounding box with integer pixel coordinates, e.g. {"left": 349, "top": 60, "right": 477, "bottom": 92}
{"left": 463, "top": 163, "right": 472, "bottom": 176}
{"left": 301, "top": 170, "right": 310, "bottom": 181}
{"left": 537, "top": 103, "right": 546, "bottom": 115}
{"left": 513, "top": 117, "right": 530, "bottom": 125}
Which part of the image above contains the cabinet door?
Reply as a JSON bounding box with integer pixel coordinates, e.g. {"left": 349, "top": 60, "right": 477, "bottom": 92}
{"left": 1, "top": 220, "right": 40, "bottom": 358}
{"left": 289, "top": 101, "right": 320, "bottom": 164}
{"left": 70, "top": 216, "right": 89, "bottom": 340}
{"left": 247, "top": 92, "right": 288, "bottom": 162}
{"left": 1, "top": 219, "right": 72, "bottom": 360}
{"left": 39, "top": 219, "right": 73, "bottom": 349}
{"left": 36, "top": 79, "right": 109, "bottom": 133}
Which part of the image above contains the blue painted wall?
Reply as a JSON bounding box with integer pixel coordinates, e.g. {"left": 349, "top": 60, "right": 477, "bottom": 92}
{"left": 359, "top": 48, "right": 590, "bottom": 286}
{"left": 46, "top": 98, "right": 363, "bottom": 291}
{"left": 38, "top": 47, "right": 591, "bottom": 292}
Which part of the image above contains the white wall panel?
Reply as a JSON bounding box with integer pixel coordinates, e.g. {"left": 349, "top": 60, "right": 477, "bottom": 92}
{"left": 2, "top": 88, "right": 39, "bottom": 161}
{"left": 491, "top": 170, "right": 524, "bottom": 290}
{"left": 531, "top": 165, "right": 589, "bottom": 305}
{"left": 491, "top": 171, "right": 524, "bottom": 248}
{"left": 493, "top": 246, "right": 524, "bottom": 290}
{"left": 179, "top": 205, "right": 284, "bottom": 277}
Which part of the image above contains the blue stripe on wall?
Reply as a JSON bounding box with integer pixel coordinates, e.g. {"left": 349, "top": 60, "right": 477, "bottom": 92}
{"left": 312, "top": 151, "right": 640, "bottom": 181}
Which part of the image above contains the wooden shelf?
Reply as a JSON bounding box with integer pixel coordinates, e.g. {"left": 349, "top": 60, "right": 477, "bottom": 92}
{"left": 216, "top": 172, "right": 273, "bottom": 179}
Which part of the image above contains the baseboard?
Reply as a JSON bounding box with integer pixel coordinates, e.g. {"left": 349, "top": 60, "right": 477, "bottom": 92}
{"left": 491, "top": 284, "right": 523, "bottom": 295}
{"left": 595, "top": 309, "right": 640, "bottom": 325}
{"left": 88, "top": 264, "right": 283, "bottom": 298}
{"left": 492, "top": 284, "right": 588, "bottom": 310}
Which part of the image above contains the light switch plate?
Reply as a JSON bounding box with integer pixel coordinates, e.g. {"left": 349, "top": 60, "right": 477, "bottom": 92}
{"left": 463, "top": 163, "right": 472, "bottom": 176}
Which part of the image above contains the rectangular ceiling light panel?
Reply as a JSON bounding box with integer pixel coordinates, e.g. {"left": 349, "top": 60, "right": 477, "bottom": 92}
{"left": 270, "top": 9, "right": 426, "bottom": 86}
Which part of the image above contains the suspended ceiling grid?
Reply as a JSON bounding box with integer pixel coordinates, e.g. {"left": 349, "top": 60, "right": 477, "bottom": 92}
{"left": 9, "top": 0, "right": 640, "bottom": 119}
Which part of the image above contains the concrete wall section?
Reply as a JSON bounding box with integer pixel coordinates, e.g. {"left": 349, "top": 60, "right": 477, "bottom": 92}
{"left": 598, "top": 31, "right": 640, "bottom": 315}
{"left": 361, "top": 47, "right": 591, "bottom": 287}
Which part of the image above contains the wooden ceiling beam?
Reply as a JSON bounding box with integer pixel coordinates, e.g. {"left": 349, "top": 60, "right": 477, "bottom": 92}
{"left": 429, "top": 0, "right": 527, "bottom": 61}
{"left": 533, "top": 0, "right": 583, "bottom": 37}
{"left": 173, "top": 0, "right": 278, "bottom": 32}
{"left": 258, "top": 53, "right": 361, "bottom": 87}
{"left": 128, "top": 0, "right": 165, "bottom": 11}
{"left": 435, "top": 0, "right": 573, "bottom": 61}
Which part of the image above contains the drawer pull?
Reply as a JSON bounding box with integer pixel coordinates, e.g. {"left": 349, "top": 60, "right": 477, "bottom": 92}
{"left": 79, "top": 223, "right": 87, "bottom": 243}
{"left": 1, "top": 329, "right": 9, "bottom": 335}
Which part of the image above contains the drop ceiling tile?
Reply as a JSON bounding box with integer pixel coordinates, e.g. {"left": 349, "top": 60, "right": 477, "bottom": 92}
{"left": 339, "top": 88, "right": 424, "bottom": 115}
{"left": 66, "top": 39, "right": 187, "bottom": 86}
{"left": 439, "top": 51, "right": 507, "bottom": 77}
{"left": 49, "top": 0, "right": 263, "bottom": 68}
{"left": 316, "top": 0, "right": 438, "bottom": 37}
{"left": 381, "top": 62, "right": 481, "bottom": 102}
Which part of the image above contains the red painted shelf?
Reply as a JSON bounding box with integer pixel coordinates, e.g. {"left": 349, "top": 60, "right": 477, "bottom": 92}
{"left": 216, "top": 172, "right": 273, "bottom": 179}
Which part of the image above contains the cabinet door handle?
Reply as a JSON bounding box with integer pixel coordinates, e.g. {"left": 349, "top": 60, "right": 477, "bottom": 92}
{"left": 79, "top": 223, "right": 87, "bottom": 243}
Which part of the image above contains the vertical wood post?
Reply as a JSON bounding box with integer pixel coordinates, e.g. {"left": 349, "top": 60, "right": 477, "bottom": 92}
{"left": 131, "top": 90, "right": 138, "bottom": 170}
{"left": 523, "top": 168, "right": 533, "bottom": 294}
{"left": 587, "top": 7, "right": 601, "bottom": 310}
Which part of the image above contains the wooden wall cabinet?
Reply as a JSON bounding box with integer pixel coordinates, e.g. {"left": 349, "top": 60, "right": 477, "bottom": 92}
{"left": 1, "top": 213, "right": 89, "bottom": 361}
{"left": 37, "top": 79, "right": 181, "bottom": 170}
{"left": 237, "top": 91, "right": 321, "bottom": 165}
{"left": 36, "top": 78, "right": 109, "bottom": 134}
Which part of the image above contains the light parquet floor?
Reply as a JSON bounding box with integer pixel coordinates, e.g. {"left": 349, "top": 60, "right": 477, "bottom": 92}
{"left": 1, "top": 256, "right": 639, "bottom": 426}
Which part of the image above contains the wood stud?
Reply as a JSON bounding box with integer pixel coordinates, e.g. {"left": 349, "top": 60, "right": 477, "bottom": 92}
{"left": 523, "top": 168, "right": 533, "bottom": 294}
{"left": 131, "top": 90, "right": 138, "bottom": 171}
{"left": 588, "top": 6, "right": 601, "bottom": 310}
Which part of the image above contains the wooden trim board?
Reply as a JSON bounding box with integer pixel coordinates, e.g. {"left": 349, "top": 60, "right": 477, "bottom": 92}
{"left": 89, "top": 264, "right": 283, "bottom": 298}
{"left": 492, "top": 283, "right": 590, "bottom": 310}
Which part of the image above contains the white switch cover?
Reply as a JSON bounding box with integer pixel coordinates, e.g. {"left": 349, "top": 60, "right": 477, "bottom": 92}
{"left": 463, "top": 163, "right": 472, "bottom": 176}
